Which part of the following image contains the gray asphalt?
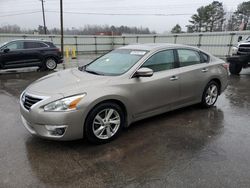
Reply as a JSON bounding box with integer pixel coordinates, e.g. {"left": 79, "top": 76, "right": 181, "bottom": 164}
{"left": 0, "top": 58, "right": 250, "bottom": 188}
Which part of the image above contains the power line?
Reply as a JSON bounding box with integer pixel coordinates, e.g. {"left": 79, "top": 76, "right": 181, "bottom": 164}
{"left": 45, "top": 10, "right": 194, "bottom": 16}
{"left": 0, "top": 11, "right": 41, "bottom": 18}
{"left": 0, "top": 10, "right": 236, "bottom": 18}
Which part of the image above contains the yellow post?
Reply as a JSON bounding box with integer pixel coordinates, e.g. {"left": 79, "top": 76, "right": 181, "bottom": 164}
{"left": 65, "top": 46, "right": 69, "bottom": 59}
{"left": 72, "top": 46, "right": 77, "bottom": 59}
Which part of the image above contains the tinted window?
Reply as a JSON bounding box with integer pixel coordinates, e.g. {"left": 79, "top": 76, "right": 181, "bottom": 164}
{"left": 142, "top": 50, "right": 175, "bottom": 72}
{"left": 178, "top": 49, "right": 201, "bottom": 67}
{"left": 24, "top": 42, "right": 47, "bottom": 49}
{"left": 5, "top": 41, "right": 24, "bottom": 50}
{"left": 201, "top": 52, "right": 209, "bottom": 63}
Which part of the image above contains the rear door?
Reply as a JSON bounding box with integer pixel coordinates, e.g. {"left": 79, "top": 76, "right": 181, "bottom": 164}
{"left": 129, "top": 49, "right": 180, "bottom": 119}
{"left": 23, "top": 41, "right": 48, "bottom": 66}
{"left": 176, "top": 49, "right": 210, "bottom": 106}
{"left": 0, "top": 41, "right": 26, "bottom": 68}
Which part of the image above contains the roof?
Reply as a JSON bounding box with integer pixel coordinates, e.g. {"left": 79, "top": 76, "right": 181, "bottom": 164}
{"left": 7, "top": 39, "right": 50, "bottom": 43}
{"left": 119, "top": 43, "right": 197, "bottom": 51}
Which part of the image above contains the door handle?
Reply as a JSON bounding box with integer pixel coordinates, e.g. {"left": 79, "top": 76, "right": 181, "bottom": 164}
{"left": 170, "top": 76, "right": 179, "bottom": 81}
{"left": 202, "top": 68, "right": 208, "bottom": 72}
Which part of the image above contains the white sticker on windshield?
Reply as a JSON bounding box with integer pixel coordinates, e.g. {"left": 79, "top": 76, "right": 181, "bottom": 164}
{"left": 130, "top": 51, "right": 147, "bottom": 56}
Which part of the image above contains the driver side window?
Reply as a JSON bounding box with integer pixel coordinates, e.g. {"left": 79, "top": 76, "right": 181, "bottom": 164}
{"left": 142, "top": 50, "right": 175, "bottom": 72}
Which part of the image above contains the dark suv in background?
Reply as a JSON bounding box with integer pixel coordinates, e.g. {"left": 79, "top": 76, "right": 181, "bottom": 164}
{"left": 0, "top": 39, "right": 63, "bottom": 70}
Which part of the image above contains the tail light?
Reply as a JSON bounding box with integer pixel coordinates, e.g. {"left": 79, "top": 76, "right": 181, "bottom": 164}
{"left": 222, "top": 63, "right": 229, "bottom": 70}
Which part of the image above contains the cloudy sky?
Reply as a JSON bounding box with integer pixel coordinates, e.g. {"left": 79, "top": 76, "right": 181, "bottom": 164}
{"left": 0, "top": 0, "right": 244, "bottom": 33}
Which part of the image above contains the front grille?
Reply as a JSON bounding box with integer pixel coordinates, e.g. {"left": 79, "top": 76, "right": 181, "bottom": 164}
{"left": 239, "top": 44, "right": 250, "bottom": 48}
{"left": 23, "top": 94, "right": 42, "bottom": 110}
{"left": 238, "top": 45, "right": 250, "bottom": 54}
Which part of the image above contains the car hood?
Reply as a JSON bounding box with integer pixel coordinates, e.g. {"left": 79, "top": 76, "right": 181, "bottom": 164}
{"left": 238, "top": 41, "right": 250, "bottom": 46}
{"left": 26, "top": 68, "right": 112, "bottom": 96}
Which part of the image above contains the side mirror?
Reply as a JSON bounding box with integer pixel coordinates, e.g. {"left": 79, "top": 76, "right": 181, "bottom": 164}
{"left": 134, "top": 67, "right": 153, "bottom": 78}
{"left": 238, "top": 36, "right": 242, "bottom": 42}
{"left": 3, "top": 48, "right": 10, "bottom": 53}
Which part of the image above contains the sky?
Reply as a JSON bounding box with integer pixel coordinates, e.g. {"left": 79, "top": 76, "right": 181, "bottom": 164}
{"left": 0, "top": 0, "right": 245, "bottom": 33}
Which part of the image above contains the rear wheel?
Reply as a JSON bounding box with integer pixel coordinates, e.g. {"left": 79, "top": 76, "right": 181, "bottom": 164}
{"left": 201, "top": 81, "right": 219, "bottom": 108}
{"left": 84, "top": 102, "right": 124, "bottom": 144}
{"left": 229, "top": 63, "right": 242, "bottom": 75}
{"left": 44, "top": 58, "right": 57, "bottom": 70}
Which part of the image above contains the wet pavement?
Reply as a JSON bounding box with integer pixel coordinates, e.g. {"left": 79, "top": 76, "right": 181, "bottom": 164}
{"left": 0, "top": 61, "right": 250, "bottom": 188}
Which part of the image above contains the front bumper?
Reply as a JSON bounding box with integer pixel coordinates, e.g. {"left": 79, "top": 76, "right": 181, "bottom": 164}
{"left": 20, "top": 97, "right": 87, "bottom": 141}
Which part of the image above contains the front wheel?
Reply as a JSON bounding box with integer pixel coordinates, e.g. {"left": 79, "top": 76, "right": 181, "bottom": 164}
{"left": 201, "top": 81, "right": 219, "bottom": 108}
{"left": 229, "top": 63, "right": 242, "bottom": 75}
{"left": 84, "top": 102, "right": 125, "bottom": 144}
{"left": 44, "top": 58, "right": 57, "bottom": 70}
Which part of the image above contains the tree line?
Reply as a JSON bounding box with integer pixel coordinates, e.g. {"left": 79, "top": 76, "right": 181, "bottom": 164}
{"left": 171, "top": 1, "right": 250, "bottom": 33}
{"left": 0, "top": 24, "right": 155, "bottom": 35}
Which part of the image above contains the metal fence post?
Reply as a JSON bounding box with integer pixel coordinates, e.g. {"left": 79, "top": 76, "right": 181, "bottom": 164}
{"left": 49, "top": 36, "right": 53, "bottom": 42}
{"left": 153, "top": 35, "right": 156, "bottom": 43}
{"left": 111, "top": 35, "right": 114, "bottom": 50}
{"left": 227, "top": 33, "right": 235, "bottom": 56}
{"left": 74, "top": 36, "right": 78, "bottom": 54}
{"left": 174, "top": 35, "right": 178, "bottom": 44}
{"left": 94, "top": 36, "right": 97, "bottom": 54}
{"left": 123, "top": 36, "right": 125, "bottom": 46}
{"left": 198, "top": 34, "right": 203, "bottom": 48}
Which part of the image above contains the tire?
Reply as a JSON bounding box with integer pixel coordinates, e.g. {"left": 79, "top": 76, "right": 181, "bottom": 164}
{"left": 229, "top": 63, "right": 242, "bottom": 75}
{"left": 44, "top": 57, "right": 57, "bottom": 70}
{"left": 84, "top": 102, "right": 125, "bottom": 144}
{"left": 201, "top": 81, "right": 219, "bottom": 108}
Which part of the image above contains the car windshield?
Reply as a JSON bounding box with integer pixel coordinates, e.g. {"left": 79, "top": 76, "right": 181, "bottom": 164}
{"left": 85, "top": 49, "right": 148, "bottom": 76}
{"left": 0, "top": 42, "right": 7, "bottom": 49}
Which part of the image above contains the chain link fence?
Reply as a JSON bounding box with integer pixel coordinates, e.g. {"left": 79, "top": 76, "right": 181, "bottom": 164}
{"left": 1, "top": 31, "right": 250, "bottom": 57}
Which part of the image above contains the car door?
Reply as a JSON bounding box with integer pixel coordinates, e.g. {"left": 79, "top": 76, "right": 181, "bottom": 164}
{"left": 23, "top": 41, "right": 46, "bottom": 66}
{"left": 176, "top": 49, "right": 211, "bottom": 106}
{"left": 129, "top": 49, "right": 180, "bottom": 120}
{"left": 0, "top": 41, "right": 26, "bottom": 68}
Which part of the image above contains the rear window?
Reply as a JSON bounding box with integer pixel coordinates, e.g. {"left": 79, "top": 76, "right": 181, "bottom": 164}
{"left": 177, "top": 49, "right": 201, "bottom": 67}
{"left": 200, "top": 52, "right": 210, "bottom": 63}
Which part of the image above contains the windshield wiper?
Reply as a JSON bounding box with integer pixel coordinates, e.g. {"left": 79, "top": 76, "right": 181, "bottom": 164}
{"left": 85, "top": 69, "right": 103, "bottom": 75}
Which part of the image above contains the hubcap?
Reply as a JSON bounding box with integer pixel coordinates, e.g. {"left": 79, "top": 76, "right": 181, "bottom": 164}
{"left": 92, "top": 108, "right": 121, "bottom": 139}
{"left": 205, "top": 84, "right": 218, "bottom": 105}
{"left": 46, "top": 59, "right": 56, "bottom": 70}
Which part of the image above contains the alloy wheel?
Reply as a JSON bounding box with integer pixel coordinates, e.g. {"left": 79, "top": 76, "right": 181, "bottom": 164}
{"left": 92, "top": 108, "right": 121, "bottom": 140}
{"left": 205, "top": 84, "right": 218, "bottom": 106}
{"left": 46, "top": 59, "right": 57, "bottom": 70}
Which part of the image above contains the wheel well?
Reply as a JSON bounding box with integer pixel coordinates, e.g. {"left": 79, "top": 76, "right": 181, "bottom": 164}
{"left": 210, "top": 78, "right": 221, "bottom": 94}
{"left": 44, "top": 56, "right": 57, "bottom": 63}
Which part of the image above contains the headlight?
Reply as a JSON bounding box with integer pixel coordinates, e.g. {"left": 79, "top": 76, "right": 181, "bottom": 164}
{"left": 44, "top": 93, "right": 86, "bottom": 112}
{"left": 21, "top": 92, "right": 26, "bottom": 103}
{"left": 232, "top": 46, "right": 238, "bottom": 55}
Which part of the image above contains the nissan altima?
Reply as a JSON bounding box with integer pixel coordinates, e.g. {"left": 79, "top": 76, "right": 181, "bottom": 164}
{"left": 20, "top": 44, "right": 228, "bottom": 144}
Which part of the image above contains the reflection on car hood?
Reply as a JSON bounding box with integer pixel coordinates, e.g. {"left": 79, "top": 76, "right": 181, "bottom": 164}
{"left": 26, "top": 68, "right": 112, "bottom": 96}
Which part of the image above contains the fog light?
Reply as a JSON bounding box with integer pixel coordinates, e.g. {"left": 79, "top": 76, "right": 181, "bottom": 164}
{"left": 45, "top": 125, "right": 67, "bottom": 136}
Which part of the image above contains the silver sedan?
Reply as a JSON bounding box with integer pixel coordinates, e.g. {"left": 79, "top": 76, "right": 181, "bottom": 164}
{"left": 20, "top": 44, "right": 228, "bottom": 144}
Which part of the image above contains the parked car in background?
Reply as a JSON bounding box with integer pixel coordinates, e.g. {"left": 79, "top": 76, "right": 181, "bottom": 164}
{"left": 228, "top": 36, "right": 250, "bottom": 75}
{"left": 20, "top": 43, "right": 228, "bottom": 144}
{"left": 0, "top": 39, "right": 63, "bottom": 70}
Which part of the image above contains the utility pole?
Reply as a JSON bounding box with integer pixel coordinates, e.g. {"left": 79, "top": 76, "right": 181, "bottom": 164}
{"left": 60, "top": 0, "right": 64, "bottom": 56}
{"left": 40, "top": 0, "right": 47, "bottom": 34}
